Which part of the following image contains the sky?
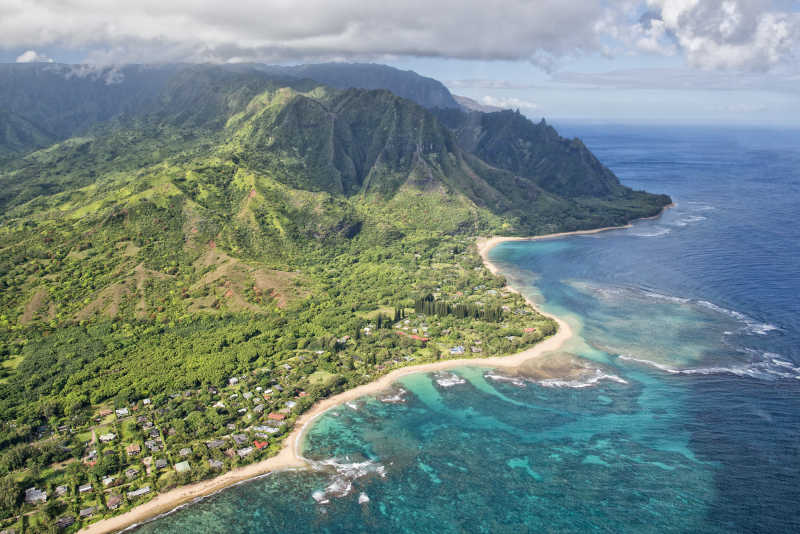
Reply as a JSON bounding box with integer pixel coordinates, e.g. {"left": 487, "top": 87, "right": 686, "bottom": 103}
{"left": 2, "top": 0, "right": 799, "bottom": 125}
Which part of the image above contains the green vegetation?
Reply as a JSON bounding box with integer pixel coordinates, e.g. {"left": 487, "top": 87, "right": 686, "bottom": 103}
{"left": 0, "top": 64, "right": 669, "bottom": 532}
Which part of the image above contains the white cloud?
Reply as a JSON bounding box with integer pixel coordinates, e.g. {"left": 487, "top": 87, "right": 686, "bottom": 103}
{"left": 480, "top": 95, "right": 538, "bottom": 110}
{"left": 15, "top": 49, "right": 53, "bottom": 63}
{"left": 642, "top": 0, "right": 800, "bottom": 70}
{"left": 0, "top": 1, "right": 797, "bottom": 74}
{"left": 0, "top": 0, "right": 610, "bottom": 68}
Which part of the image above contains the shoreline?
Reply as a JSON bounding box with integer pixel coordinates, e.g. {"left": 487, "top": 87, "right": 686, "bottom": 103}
{"left": 80, "top": 205, "right": 671, "bottom": 534}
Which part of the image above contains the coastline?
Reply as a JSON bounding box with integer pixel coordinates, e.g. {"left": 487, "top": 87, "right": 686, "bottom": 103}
{"left": 80, "top": 206, "right": 672, "bottom": 534}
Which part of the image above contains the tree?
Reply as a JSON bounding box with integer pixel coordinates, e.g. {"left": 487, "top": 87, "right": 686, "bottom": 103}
{"left": 0, "top": 474, "right": 20, "bottom": 516}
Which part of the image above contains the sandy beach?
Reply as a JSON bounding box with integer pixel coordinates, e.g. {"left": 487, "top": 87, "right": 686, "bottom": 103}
{"left": 81, "top": 207, "right": 677, "bottom": 533}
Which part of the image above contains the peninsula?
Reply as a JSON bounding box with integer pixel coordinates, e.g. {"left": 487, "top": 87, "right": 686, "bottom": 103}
{"left": 0, "top": 63, "right": 670, "bottom": 533}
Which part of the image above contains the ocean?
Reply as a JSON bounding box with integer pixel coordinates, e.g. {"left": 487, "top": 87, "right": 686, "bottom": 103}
{"left": 133, "top": 124, "right": 800, "bottom": 533}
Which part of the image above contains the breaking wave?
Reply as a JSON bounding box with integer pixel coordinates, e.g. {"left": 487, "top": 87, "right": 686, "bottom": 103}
{"left": 435, "top": 372, "right": 466, "bottom": 388}
{"left": 309, "top": 458, "right": 386, "bottom": 504}
{"left": 629, "top": 227, "right": 672, "bottom": 237}
{"left": 486, "top": 369, "right": 627, "bottom": 389}
{"left": 618, "top": 352, "right": 800, "bottom": 381}
{"left": 534, "top": 369, "right": 629, "bottom": 389}
{"left": 484, "top": 372, "right": 527, "bottom": 388}
{"left": 696, "top": 300, "right": 780, "bottom": 335}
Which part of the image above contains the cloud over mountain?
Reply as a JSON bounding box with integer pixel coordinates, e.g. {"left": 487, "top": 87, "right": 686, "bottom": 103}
{"left": 0, "top": 1, "right": 797, "bottom": 72}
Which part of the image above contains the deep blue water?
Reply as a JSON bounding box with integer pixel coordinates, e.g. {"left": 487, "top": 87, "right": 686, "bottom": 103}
{"left": 135, "top": 124, "right": 800, "bottom": 533}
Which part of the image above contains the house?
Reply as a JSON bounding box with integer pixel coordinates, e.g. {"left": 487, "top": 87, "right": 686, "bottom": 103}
{"left": 174, "top": 461, "right": 191, "bottom": 474}
{"left": 136, "top": 415, "right": 149, "bottom": 425}
{"left": 127, "top": 486, "right": 151, "bottom": 499}
{"left": 148, "top": 428, "right": 160, "bottom": 438}
{"left": 471, "top": 346, "right": 482, "bottom": 353}
{"left": 55, "top": 516, "right": 75, "bottom": 529}
{"left": 207, "top": 439, "right": 226, "bottom": 450}
{"left": 243, "top": 392, "right": 253, "bottom": 400}
{"left": 228, "top": 377, "right": 238, "bottom": 386}
{"left": 179, "top": 447, "right": 192, "bottom": 457}
{"left": 449, "top": 346, "right": 465, "bottom": 355}
{"left": 232, "top": 433, "right": 248, "bottom": 445}
{"left": 102, "top": 476, "right": 115, "bottom": 487}
{"left": 99, "top": 433, "right": 116, "bottom": 443}
{"left": 125, "top": 468, "right": 139, "bottom": 480}
{"left": 107, "top": 494, "right": 122, "bottom": 510}
{"left": 98, "top": 409, "right": 113, "bottom": 417}
{"left": 285, "top": 401, "right": 297, "bottom": 409}
{"left": 253, "top": 425, "right": 280, "bottom": 434}
{"left": 24, "top": 487, "right": 47, "bottom": 504}
{"left": 155, "top": 458, "right": 168, "bottom": 470}
{"left": 55, "top": 485, "right": 68, "bottom": 497}
{"left": 213, "top": 401, "right": 225, "bottom": 409}
{"left": 298, "top": 391, "right": 308, "bottom": 397}
{"left": 208, "top": 386, "right": 219, "bottom": 395}
{"left": 237, "top": 447, "right": 254, "bottom": 457}
{"left": 268, "top": 412, "right": 286, "bottom": 421}
{"left": 79, "top": 506, "right": 95, "bottom": 518}
{"left": 144, "top": 439, "right": 160, "bottom": 452}
{"left": 78, "top": 484, "right": 92, "bottom": 494}
{"left": 253, "top": 404, "right": 265, "bottom": 414}
{"left": 126, "top": 443, "right": 141, "bottom": 456}
{"left": 254, "top": 440, "right": 268, "bottom": 450}
{"left": 115, "top": 407, "right": 129, "bottom": 417}
{"left": 142, "top": 398, "right": 151, "bottom": 405}
{"left": 209, "top": 459, "right": 224, "bottom": 470}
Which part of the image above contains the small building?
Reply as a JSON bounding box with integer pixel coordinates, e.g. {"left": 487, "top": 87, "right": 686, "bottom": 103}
{"left": 99, "top": 433, "right": 116, "bottom": 443}
{"left": 209, "top": 459, "right": 224, "bottom": 470}
{"left": 253, "top": 425, "right": 280, "bottom": 434}
{"left": 142, "top": 398, "right": 151, "bottom": 405}
{"left": 115, "top": 407, "right": 129, "bottom": 417}
{"left": 107, "top": 494, "right": 122, "bottom": 510}
{"left": 285, "top": 401, "right": 297, "bottom": 409}
{"left": 207, "top": 439, "right": 226, "bottom": 449}
{"left": 55, "top": 516, "right": 75, "bottom": 529}
{"left": 449, "top": 345, "right": 465, "bottom": 355}
{"left": 78, "top": 484, "right": 92, "bottom": 494}
{"left": 253, "top": 404, "right": 265, "bottom": 414}
{"left": 55, "top": 485, "right": 68, "bottom": 497}
{"left": 102, "top": 476, "right": 115, "bottom": 487}
{"left": 127, "top": 486, "right": 151, "bottom": 499}
{"left": 174, "top": 461, "right": 191, "bottom": 474}
{"left": 125, "top": 468, "right": 139, "bottom": 480}
{"left": 126, "top": 443, "right": 141, "bottom": 456}
{"left": 232, "top": 434, "right": 248, "bottom": 445}
{"left": 155, "top": 458, "right": 168, "bottom": 470}
{"left": 79, "top": 506, "right": 95, "bottom": 518}
{"left": 237, "top": 447, "right": 254, "bottom": 457}
{"left": 268, "top": 412, "right": 286, "bottom": 421}
{"left": 24, "top": 487, "right": 47, "bottom": 504}
{"left": 179, "top": 447, "right": 192, "bottom": 457}
{"left": 228, "top": 377, "right": 239, "bottom": 386}
{"left": 254, "top": 440, "right": 268, "bottom": 450}
{"left": 144, "top": 440, "right": 160, "bottom": 452}
{"left": 98, "top": 408, "right": 113, "bottom": 417}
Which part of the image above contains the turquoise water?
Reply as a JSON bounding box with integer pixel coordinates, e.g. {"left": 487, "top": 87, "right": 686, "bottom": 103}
{"left": 134, "top": 125, "right": 800, "bottom": 533}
